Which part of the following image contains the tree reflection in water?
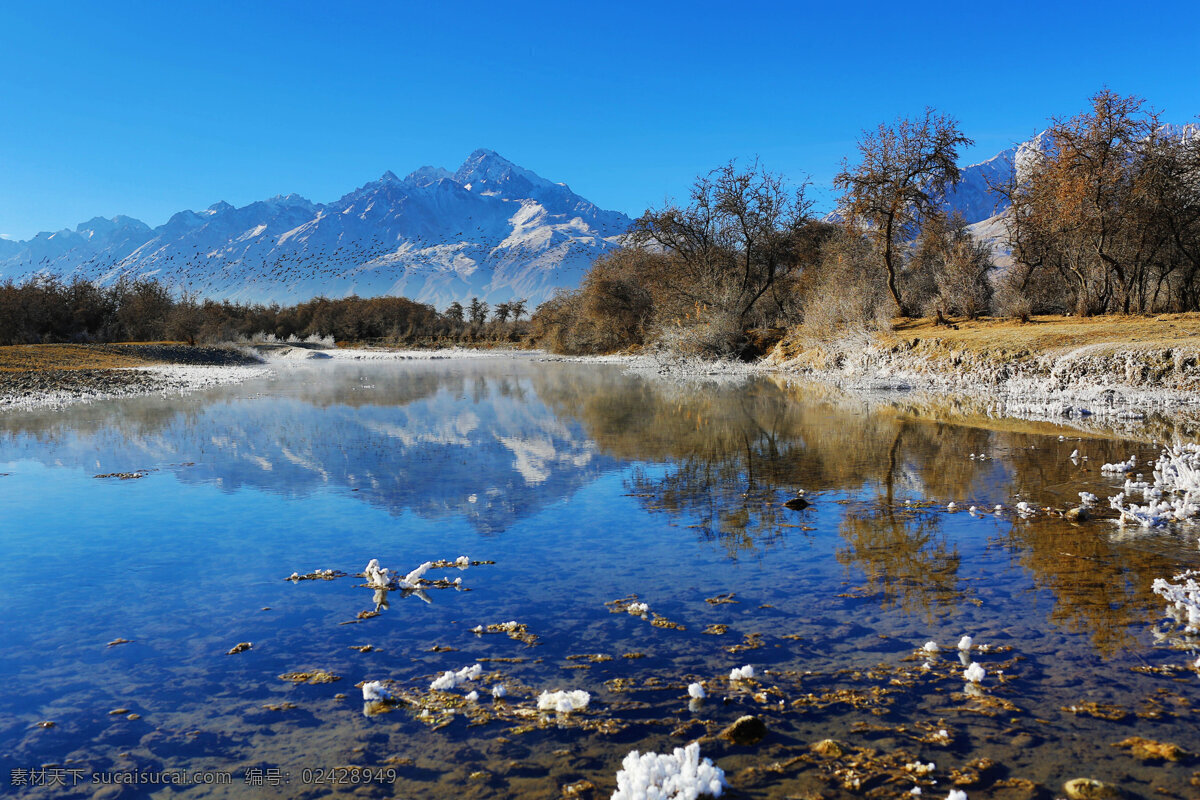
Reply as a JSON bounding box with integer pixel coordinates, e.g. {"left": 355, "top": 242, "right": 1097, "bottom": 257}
{"left": 836, "top": 503, "right": 960, "bottom": 620}
{"left": 546, "top": 371, "right": 1198, "bottom": 646}
{"left": 1, "top": 360, "right": 1196, "bottom": 654}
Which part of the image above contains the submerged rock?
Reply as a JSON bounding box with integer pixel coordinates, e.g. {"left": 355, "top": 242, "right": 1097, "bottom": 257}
{"left": 719, "top": 714, "right": 766, "bottom": 745}
{"left": 783, "top": 497, "right": 810, "bottom": 510}
{"left": 951, "top": 757, "right": 998, "bottom": 787}
{"left": 811, "top": 739, "right": 844, "bottom": 757}
{"left": 279, "top": 670, "right": 341, "bottom": 684}
{"left": 561, "top": 778, "right": 596, "bottom": 798}
{"left": 1063, "top": 778, "right": 1121, "bottom": 799}
{"left": 1112, "top": 736, "right": 1191, "bottom": 762}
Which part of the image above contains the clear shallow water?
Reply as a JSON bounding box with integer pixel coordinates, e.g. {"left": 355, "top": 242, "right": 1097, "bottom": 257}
{"left": 1, "top": 357, "right": 1198, "bottom": 799}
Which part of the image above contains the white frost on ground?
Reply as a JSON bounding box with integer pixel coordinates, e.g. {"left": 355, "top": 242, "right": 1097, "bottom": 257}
{"left": 622, "top": 353, "right": 759, "bottom": 385}
{"left": 319, "top": 346, "right": 536, "bottom": 362}
{"left": 728, "top": 665, "right": 755, "bottom": 681}
{"left": 540, "top": 350, "right": 758, "bottom": 385}
{"left": 362, "top": 558, "right": 433, "bottom": 590}
{"left": 0, "top": 364, "right": 271, "bottom": 413}
{"left": 627, "top": 601, "right": 650, "bottom": 617}
{"left": 400, "top": 561, "right": 433, "bottom": 588}
{"left": 611, "top": 742, "right": 726, "bottom": 800}
{"left": 364, "top": 558, "right": 393, "bottom": 589}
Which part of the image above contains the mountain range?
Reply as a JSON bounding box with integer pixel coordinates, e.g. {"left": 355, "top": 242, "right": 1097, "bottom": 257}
{"left": 3, "top": 127, "right": 1195, "bottom": 308}
{"left": 0, "top": 149, "right": 631, "bottom": 309}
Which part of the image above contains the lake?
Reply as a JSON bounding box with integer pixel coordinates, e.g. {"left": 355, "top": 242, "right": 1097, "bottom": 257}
{"left": 1, "top": 356, "right": 1197, "bottom": 799}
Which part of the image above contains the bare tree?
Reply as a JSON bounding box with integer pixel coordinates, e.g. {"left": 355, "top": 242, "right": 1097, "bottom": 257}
{"left": 835, "top": 108, "right": 973, "bottom": 315}
{"left": 631, "top": 160, "right": 814, "bottom": 330}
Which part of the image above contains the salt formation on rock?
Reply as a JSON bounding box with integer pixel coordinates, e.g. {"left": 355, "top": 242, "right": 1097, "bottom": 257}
{"left": 611, "top": 742, "right": 726, "bottom": 800}
{"left": 430, "top": 663, "right": 482, "bottom": 692}
{"left": 1109, "top": 445, "right": 1200, "bottom": 526}
{"left": 536, "top": 689, "right": 590, "bottom": 713}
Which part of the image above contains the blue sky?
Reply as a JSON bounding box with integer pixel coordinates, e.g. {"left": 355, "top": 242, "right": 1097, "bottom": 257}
{"left": 2, "top": 0, "right": 1197, "bottom": 240}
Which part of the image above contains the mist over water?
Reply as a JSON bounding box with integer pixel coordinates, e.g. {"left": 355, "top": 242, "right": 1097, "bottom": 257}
{"left": 2, "top": 358, "right": 1197, "bottom": 799}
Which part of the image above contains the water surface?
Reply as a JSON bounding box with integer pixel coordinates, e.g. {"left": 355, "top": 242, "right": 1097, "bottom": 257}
{"left": 1, "top": 357, "right": 1197, "bottom": 799}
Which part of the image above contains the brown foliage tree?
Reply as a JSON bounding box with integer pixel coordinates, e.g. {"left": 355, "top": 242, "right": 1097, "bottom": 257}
{"left": 1002, "top": 90, "right": 1200, "bottom": 314}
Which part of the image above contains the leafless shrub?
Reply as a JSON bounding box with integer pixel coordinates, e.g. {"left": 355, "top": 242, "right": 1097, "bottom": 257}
{"left": 800, "top": 228, "right": 894, "bottom": 337}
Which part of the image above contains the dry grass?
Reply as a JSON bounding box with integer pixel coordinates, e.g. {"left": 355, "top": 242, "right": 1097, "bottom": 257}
{"left": 886, "top": 313, "right": 1200, "bottom": 354}
{"left": 0, "top": 343, "right": 258, "bottom": 373}
{"left": 0, "top": 344, "right": 160, "bottom": 372}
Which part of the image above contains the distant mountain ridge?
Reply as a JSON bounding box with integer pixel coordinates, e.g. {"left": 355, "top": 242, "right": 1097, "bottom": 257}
{"left": 952, "top": 124, "right": 1198, "bottom": 224}
{"left": 0, "top": 149, "right": 632, "bottom": 309}
{"left": 7, "top": 128, "right": 1197, "bottom": 307}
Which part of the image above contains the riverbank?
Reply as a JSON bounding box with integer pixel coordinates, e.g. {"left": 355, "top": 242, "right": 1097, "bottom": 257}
{"left": 765, "top": 314, "right": 1200, "bottom": 432}
{"left": 12, "top": 315, "right": 1200, "bottom": 430}
{"left": 0, "top": 343, "right": 269, "bottom": 412}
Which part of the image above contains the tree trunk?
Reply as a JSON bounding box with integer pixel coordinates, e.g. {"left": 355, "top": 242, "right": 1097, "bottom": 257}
{"left": 883, "top": 221, "right": 905, "bottom": 315}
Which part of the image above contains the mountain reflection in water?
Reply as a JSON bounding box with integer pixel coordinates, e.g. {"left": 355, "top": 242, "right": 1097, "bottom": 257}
{"left": 2, "top": 357, "right": 1199, "bottom": 800}
{"left": 0, "top": 359, "right": 1189, "bottom": 653}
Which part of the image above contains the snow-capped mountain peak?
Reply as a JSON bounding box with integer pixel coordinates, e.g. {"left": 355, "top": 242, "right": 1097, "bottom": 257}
{"left": 0, "top": 150, "right": 632, "bottom": 309}
{"left": 454, "top": 149, "right": 556, "bottom": 195}
{"left": 404, "top": 165, "right": 453, "bottom": 187}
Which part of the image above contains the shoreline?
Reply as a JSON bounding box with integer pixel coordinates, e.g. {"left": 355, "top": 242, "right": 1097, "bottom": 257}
{"left": 759, "top": 315, "right": 1200, "bottom": 440}
{"left": 8, "top": 317, "right": 1200, "bottom": 442}
{"left": 0, "top": 344, "right": 270, "bottom": 413}
{"left": 0, "top": 364, "right": 276, "bottom": 413}
{"left": 0, "top": 343, "right": 544, "bottom": 413}
{"left": 761, "top": 353, "right": 1200, "bottom": 435}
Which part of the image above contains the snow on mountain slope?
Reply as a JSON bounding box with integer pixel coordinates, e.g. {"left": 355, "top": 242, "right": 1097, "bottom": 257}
{"left": 0, "top": 150, "right": 632, "bottom": 309}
